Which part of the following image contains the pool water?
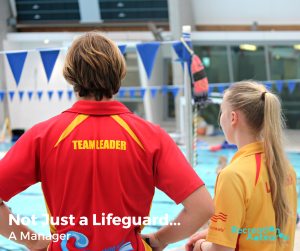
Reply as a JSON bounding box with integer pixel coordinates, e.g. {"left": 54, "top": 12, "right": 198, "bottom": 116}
{"left": 0, "top": 145, "right": 299, "bottom": 250}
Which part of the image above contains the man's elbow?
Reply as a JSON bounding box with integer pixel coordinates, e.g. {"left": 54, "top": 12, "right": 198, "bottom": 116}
{"left": 205, "top": 199, "right": 215, "bottom": 219}
{"left": 182, "top": 186, "right": 215, "bottom": 221}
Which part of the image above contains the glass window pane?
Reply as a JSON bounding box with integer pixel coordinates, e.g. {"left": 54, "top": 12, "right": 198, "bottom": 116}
{"left": 277, "top": 83, "right": 300, "bottom": 129}
{"left": 268, "top": 45, "right": 300, "bottom": 80}
{"left": 193, "top": 46, "right": 230, "bottom": 83}
{"left": 231, "top": 45, "right": 267, "bottom": 81}
{"left": 268, "top": 45, "right": 300, "bottom": 129}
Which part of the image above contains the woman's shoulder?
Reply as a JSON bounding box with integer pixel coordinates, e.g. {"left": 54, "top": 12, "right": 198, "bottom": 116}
{"left": 218, "top": 155, "right": 257, "bottom": 184}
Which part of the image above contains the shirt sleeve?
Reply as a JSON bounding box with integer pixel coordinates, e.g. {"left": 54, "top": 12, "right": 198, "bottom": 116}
{"left": 206, "top": 169, "right": 246, "bottom": 248}
{"left": 0, "top": 127, "right": 41, "bottom": 202}
{"left": 153, "top": 127, "right": 204, "bottom": 205}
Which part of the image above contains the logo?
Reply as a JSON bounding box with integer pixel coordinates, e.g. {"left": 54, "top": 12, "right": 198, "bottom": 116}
{"left": 231, "top": 226, "right": 289, "bottom": 243}
{"left": 61, "top": 231, "right": 89, "bottom": 251}
{"left": 211, "top": 212, "right": 227, "bottom": 223}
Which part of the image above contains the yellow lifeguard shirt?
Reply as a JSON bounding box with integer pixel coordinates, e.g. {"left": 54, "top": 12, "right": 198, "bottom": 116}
{"left": 206, "top": 141, "right": 297, "bottom": 251}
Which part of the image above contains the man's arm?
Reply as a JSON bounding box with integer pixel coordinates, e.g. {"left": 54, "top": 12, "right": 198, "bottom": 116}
{"left": 0, "top": 197, "right": 50, "bottom": 250}
{"left": 140, "top": 185, "right": 215, "bottom": 251}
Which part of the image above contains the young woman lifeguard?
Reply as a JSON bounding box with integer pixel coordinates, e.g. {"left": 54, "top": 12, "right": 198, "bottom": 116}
{"left": 185, "top": 81, "right": 297, "bottom": 251}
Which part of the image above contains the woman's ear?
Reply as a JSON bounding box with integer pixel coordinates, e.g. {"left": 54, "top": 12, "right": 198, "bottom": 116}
{"left": 231, "top": 111, "right": 238, "bottom": 127}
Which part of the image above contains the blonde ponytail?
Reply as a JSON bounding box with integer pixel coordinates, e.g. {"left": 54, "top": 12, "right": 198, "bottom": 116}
{"left": 226, "top": 81, "right": 292, "bottom": 231}
{"left": 263, "top": 91, "right": 292, "bottom": 231}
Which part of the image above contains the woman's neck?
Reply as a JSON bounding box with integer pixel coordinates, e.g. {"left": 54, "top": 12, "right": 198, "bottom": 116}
{"left": 235, "top": 130, "right": 262, "bottom": 150}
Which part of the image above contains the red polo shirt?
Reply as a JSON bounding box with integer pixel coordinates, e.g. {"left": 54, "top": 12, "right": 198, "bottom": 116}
{"left": 0, "top": 101, "right": 204, "bottom": 251}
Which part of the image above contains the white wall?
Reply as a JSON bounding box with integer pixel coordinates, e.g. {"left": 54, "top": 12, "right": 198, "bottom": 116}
{"left": 3, "top": 40, "right": 75, "bottom": 130}
{"left": 192, "top": 0, "right": 300, "bottom": 25}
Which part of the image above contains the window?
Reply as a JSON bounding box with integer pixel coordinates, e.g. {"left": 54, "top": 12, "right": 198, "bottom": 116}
{"left": 231, "top": 45, "right": 267, "bottom": 81}
{"left": 268, "top": 45, "right": 300, "bottom": 80}
{"left": 193, "top": 46, "right": 230, "bottom": 83}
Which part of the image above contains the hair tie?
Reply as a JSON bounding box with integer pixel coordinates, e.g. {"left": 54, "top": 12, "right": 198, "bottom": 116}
{"left": 261, "top": 91, "right": 267, "bottom": 101}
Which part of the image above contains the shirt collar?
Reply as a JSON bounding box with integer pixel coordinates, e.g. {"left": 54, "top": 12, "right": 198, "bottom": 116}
{"left": 229, "top": 141, "right": 264, "bottom": 164}
{"left": 63, "top": 100, "right": 132, "bottom": 116}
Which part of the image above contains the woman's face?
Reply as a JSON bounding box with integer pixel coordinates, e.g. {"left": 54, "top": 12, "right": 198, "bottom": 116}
{"left": 220, "top": 92, "right": 236, "bottom": 145}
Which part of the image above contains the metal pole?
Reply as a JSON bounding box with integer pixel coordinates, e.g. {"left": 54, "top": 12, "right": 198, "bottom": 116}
{"left": 182, "top": 25, "right": 193, "bottom": 166}
{"left": 184, "top": 61, "right": 193, "bottom": 166}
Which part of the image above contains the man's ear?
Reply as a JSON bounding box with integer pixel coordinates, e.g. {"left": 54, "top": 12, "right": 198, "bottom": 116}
{"left": 231, "top": 111, "right": 238, "bottom": 127}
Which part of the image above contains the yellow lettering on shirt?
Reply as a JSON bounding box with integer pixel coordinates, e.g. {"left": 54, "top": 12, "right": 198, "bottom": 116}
{"left": 72, "top": 140, "right": 127, "bottom": 150}
{"left": 121, "top": 141, "right": 126, "bottom": 150}
{"left": 78, "top": 140, "right": 83, "bottom": 149}
{"left": 103, "top": 140, "right": 109, "bottom": 149}
{"left": 89, "top": 140, "right": 95, "bottom": 149}
{"left": 116, "top": 140, "right": 120, "bottom": 149}
{"left": 83, "top": 140, "right": 89, "bottom": 149}
{"left": 72, "top": 141, "right": 78, "bottom": 149}
{"left": 110, "top": 140, "right": 115, "bottom": 149}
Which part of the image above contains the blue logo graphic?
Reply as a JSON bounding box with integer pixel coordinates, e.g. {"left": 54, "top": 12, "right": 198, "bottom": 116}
{"left": 231, "top": 226, "right": 289, "bottom": 242}
{"left": 61, "top": 231, "right": 89, "bottom": 251}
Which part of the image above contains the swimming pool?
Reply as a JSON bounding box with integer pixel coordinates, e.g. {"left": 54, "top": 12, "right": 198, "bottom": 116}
{"left": 0, "top": 144, "right": 299, "bottom": 250}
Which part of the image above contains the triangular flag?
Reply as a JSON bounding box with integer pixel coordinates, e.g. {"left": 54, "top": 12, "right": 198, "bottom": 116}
{"left": 136, "top": 42, "right": 161, "bottom": 80}
{"left": 287, "top": 81, "right": 296, "bottom": 93}
{"left": 119, "top": 89, "right": 125, "bottom": 99}
{"left": 275, "top": 80, "right": 284, "bottom": 93}
{"left": 39, "top": 50, "right": 60, "bottom": 82}
{"left": 218, "top": 85, "right": 226, "bottom": 94}
{"left": 9, "top": 91, "right": 14, "bottom": 101}
{"left": 48, "top": 91, "right": 53, "bottom": 100}
{"left": 139, "top": 88, "right": 146, "bottom": 99}
{"left": 67, "top": 90, "right": 73, "bottom": 100}
{"left": 182, "top": 35, "right": 191, "bottom": 61}
{"left": 37, "top": 90, "right": 43, "bottom": 100}
{"left": 150, "top": 87, "right": 158, "bottom": 99}
{"left": 161, "top": 86, "right": 168, "bottom": 96}
{"left": 170, "top": 87, "right": 180, "bottom": 98}
{"left": 208, "top": 86, "right": 214, "bottom": 96}
{"left": 19, "top": 91, "right": 24, "bottom": 101}
{"left": 172, "top": 42, "right": 183, "bottom": 59}
{"left": 0, "top": 91, "right": 5, "bottom": 102}
{"left": 129, "top": 88, "right": 136, "bottom": 99}
{"left": 27, "top": 91, "right": 33, "bottom": 100}
{"left": 172, "top": 42, "right": 185, "bottom": 71}
{"left": 6, "top": 52, "right": 28, "bottom": 86}
{"left": 264, "top": 82, "right": 272, "bottom": 91}
{"left": 57, "top": 90, "right": 64, "bottom": 100}
{"left": 118, "top": 45, "right": 126, "bottom": 55}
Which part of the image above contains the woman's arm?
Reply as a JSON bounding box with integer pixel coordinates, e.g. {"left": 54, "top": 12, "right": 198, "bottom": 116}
{"left": 185, "top": 228, "right": 209, "bottom": 251}
{"left": 193, "top": 240, "right": 234, "bottom": 251}
{"left": 0, "top": 198, "right": 50, "bottom": 250}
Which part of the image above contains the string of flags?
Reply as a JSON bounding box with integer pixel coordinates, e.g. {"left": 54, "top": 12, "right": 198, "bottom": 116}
{"left": 0, "top": 41, "right": 299, "bottom": 103}
{"left": 0, "top": 79, "right": 298, "bottom": 103}
{"left": 0, "top": 89, "right": 74, "bottom": 102}
{"left": 1, "top": 40, "right": 193, "bottom": 87}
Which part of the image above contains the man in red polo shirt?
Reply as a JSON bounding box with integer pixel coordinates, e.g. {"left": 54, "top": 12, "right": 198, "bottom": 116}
{"left": 0, "top": 32, "right": 214, "bottom": 251}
